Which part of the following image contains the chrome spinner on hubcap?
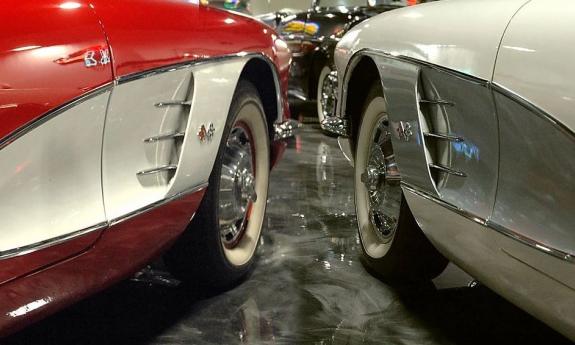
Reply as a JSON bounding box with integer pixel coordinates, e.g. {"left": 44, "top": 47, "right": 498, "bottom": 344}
{"left": 219, "top": 126, "right": 257, "bottom": 248}
{"left": 361, "top": 116, "right": 402, "bottom": 242}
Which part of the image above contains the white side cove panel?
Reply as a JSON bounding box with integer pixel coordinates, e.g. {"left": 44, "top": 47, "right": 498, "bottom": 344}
{"left": 168, "top": 57, "right": 249, "bottom": 196}
{"left": 103, "top": 57, "right": 249, "bottom": 221}
{"left": 0, "top": 92, "right": 109, "bottom": 251}
{"left": 335, "top": 0, "right": 529, "bottom": 81}
{"left": 493, "top": 0, "right": 575, "bottom": 133}
{"left": 103, "top": 69, "right": 193, "bottom": 221}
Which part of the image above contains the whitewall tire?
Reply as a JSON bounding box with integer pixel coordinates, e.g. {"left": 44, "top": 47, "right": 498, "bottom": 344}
{"left": 165, "top": 80, "right": 270, "bottom": 290}
{"left": 354, "top": 82, "right": 448, "bottom": 283}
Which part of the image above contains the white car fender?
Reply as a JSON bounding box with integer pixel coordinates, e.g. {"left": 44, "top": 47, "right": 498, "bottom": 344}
{"left": 335, "top": 0, "right": 530, "bottom": 82}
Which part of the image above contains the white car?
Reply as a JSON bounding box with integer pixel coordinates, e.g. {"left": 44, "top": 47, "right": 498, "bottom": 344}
{"left": 322, "top": 0, "right": 575, "bottom": 340}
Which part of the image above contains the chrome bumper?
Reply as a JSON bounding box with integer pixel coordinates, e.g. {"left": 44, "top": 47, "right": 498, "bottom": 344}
{"left": 320, "top": 116, "right": 349, "bottom": 137}
{"left": 274, "top": 119, "right": 301, "bottom": 140}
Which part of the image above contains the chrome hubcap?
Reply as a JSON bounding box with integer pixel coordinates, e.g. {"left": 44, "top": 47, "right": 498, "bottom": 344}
{"left": 219, "top": 125, "right": 257, "bottom": 248}
{"left": 361, "top": 116, "right": 402, "bottom": 242}
{"left": 320, "top": 70, "right": 338, "bottom": 119}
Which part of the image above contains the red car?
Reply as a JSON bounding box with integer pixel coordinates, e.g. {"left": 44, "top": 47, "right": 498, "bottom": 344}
{"left": 0, "top": 0, "right": 293, "bottom": 336}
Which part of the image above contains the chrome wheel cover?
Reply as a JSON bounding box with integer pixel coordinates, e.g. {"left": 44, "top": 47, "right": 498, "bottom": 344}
{"left": 361, "top": 116, "right": 402, "bottom": 243}
{"left": 320, "top": 70, "right": 338, "bottom": 120}
{"left": 219, "top": 125, "right": 257, "bottom": 248}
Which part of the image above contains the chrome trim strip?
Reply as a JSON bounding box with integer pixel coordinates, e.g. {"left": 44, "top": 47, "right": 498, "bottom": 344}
{"left": 401, "top": 183, "right": 575, "bottom": 264}
{"left": 338, "top": 49, "right": 575, "bottom": 140}
{"left": 143, "top": 132, "right": 185, "bottom": 143}
{"left": 428, "top": 163, "right": 467, "bottom": 177}
{"left": 109, "top": 182, "right": 209, "bottom": 226}
{"left": 402, "top": 183, "right": 486, "bottom": 226}
{"left": 0, "top": 182, "right": 210, "bottom": 260}
{"left": 116, "top": 52, "right": 284, "bottom": 124}
{"left": 419, "top": 99, "right": 455, "bottom": 107}
{"left": 489, "top": 222, "right": 574, "bottom": 263}
{"left": 155, "top": 100, "right": 192, "bottom": 108}
{"left": 491, "top": 83, "right": 575, "bottom": 140}
{"left": 423, "top": 132, "right": 464, "bottom": 142}
{"left": 136, "top": 165, "right": 178, "bottom": 176}
{"left": 0, "top": 83, "right": 114, "bottom": 151}
{"left": 117, "top": 58, "right": 231, "bottom": 84}
{"left": 0, "top": 222, "right": 109, "bottom": 261}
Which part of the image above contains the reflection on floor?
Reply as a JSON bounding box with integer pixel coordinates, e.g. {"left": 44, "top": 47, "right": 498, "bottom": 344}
{"left": 5, "top": 125, "right": 571, "bottom": 345}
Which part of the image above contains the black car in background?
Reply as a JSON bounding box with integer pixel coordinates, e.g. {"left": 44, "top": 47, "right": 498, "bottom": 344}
{"left": 276, "top": 0, "right": 412, "bottom": 122}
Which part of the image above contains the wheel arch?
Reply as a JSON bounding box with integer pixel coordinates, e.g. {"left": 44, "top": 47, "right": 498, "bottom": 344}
{"left": 239, "top": 57, "right": 281, "bottom": 143}
{"left": 342, "top": 54, "right": 383, "bottom": 154}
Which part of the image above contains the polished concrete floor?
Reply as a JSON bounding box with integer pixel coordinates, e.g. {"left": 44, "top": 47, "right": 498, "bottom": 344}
{"left": 5, "top": 120, "right": 572, "bottom": 344}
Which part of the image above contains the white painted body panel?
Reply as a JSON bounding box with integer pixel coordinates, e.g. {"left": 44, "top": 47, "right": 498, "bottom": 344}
{"left": 493, "top": 0, "right": 575, "bottom": 133}
{"left": 0, "top": 92, "right": 109, "bottom": 251}
{"left": 103, "top": 68, "right": 194, "bottom": 221}
{"left": 335, "top": 0, "right": 529, "bottom": 82}
{"left": 103, "top": 57, "right": 248, "bottom": 221}
{"left": 168, "top": 58, "right": 248, "bottom": 197}
{"left": 404, "top": 190, "right": 575, "bottom": 340}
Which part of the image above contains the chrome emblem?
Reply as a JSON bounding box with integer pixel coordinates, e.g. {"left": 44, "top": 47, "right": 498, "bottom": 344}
{"left": 198, "top": 123, "right": 215, "bottom": 143}
{"left": 84, "top": 49, "right": 111, "bottom": 68}
{"left": 397, "top": 121, "right": 413, "bottom": 142}
{"left": 84, "top": 51, "right": 98, "bottom": 67}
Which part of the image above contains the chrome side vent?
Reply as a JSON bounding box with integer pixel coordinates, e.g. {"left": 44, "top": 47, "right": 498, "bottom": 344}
{"left": 137, "top": 74, "right": 195, "bottom": 184}
{"left": 137, "top": 165, "right": 178, "bottom": 176}
{"left": 419, "top": 99, "right": 455, "bottom": 107}
{"left": 417, "top": 69, "right": 466, "bottom": 189}
{"left": 422, "top": 132, "right": 464, "bottom": 142}
{"left": 154, "top": 100, "right": 192, "bottom": 108}
{"left": 428, "top": 163, "right": 467, "bottom": 177}
{"left": 143, "top": 131, "right": 185, "bottom": 143}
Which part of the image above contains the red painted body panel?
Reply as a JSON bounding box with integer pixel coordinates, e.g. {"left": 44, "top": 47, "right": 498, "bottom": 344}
{"left": 0, "top": 0, "right": 113, "bottom": 142}
{"left": 0, "top": 189, "right": 204, "bottom": 336}
{"left": 0, "top": 231, "right": 101, "bottom": 286}
{"left": 89, "top": 0, "right": 291, "bottom": 119}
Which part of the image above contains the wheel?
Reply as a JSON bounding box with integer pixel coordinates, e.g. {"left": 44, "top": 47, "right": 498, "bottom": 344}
{"left": 164, "top": 80, "right": 270, "bottom": 290}
{"left": 354, "top": 82, "right": 447, "bottom": 283}
{"left": 316, "top": 64, "right": 337, "bottom": 124}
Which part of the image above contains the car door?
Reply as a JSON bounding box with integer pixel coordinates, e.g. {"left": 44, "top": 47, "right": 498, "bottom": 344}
{"left": 0, "top": 0, "right": 113, "bottom": 284}
{"left": 491, "top": 0, "right": 575, "bottom": 289}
